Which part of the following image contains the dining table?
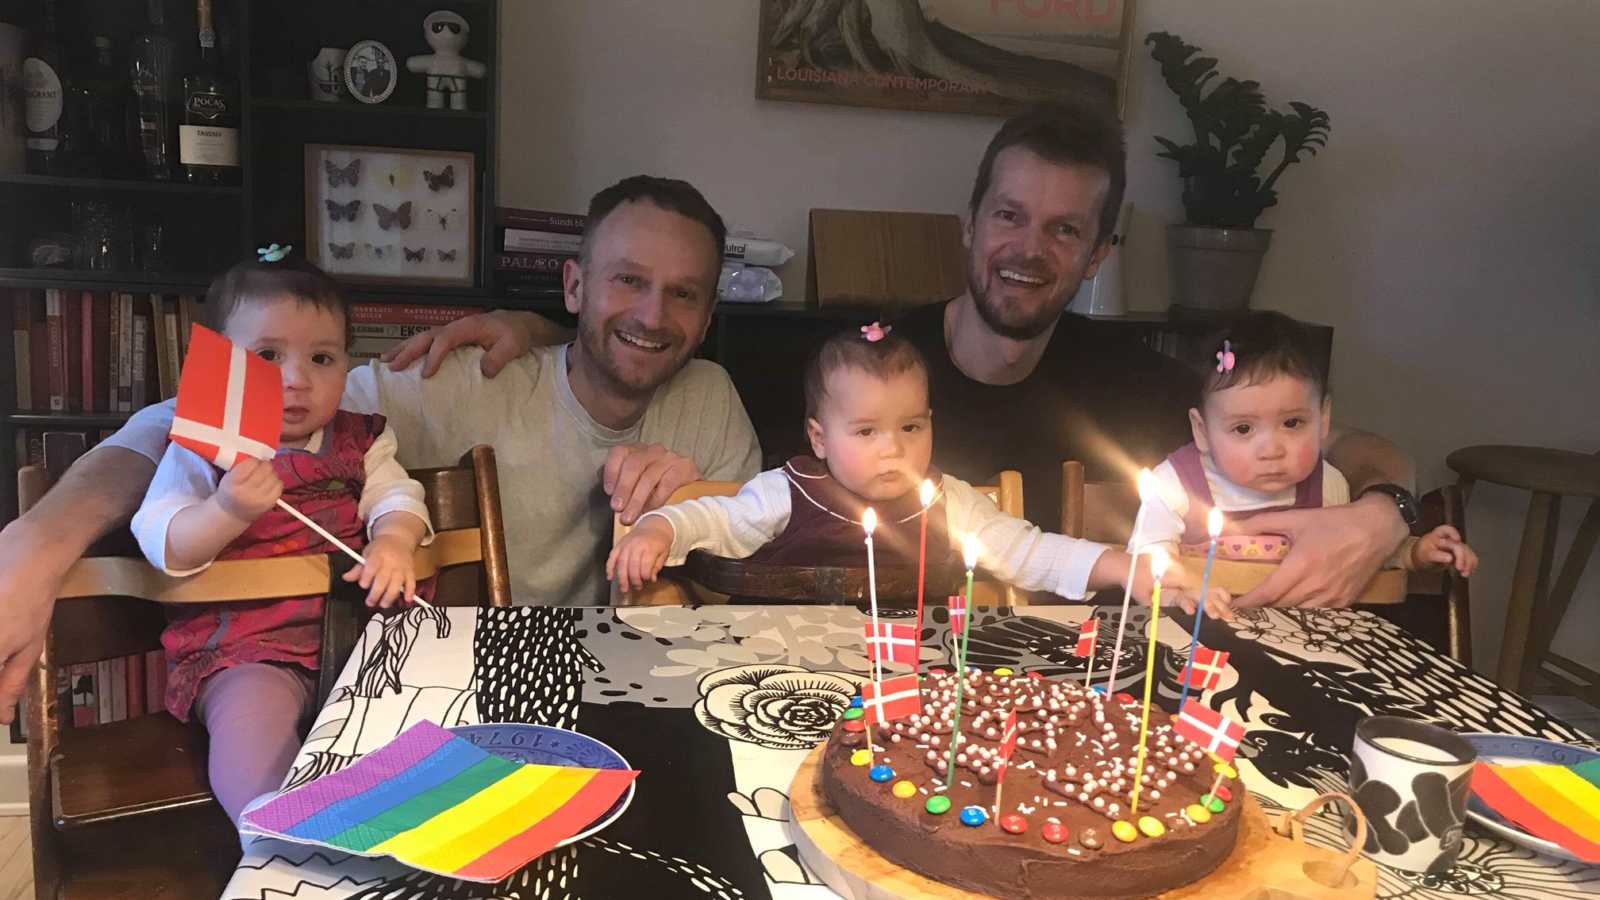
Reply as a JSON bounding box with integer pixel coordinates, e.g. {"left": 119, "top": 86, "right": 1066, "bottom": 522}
{"left": 221, "top": 602, "right": 1599, "bottom": 899}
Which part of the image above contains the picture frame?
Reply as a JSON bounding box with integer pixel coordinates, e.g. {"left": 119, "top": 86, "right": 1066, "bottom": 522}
{"left": 754, "top": 0, "right": 1136, "bottom": 118}
{"left": 343, "top": 39, "right": 398, "bottom": 104}
{"left": 304, "top": 144, "right": 475, "bottom": 288}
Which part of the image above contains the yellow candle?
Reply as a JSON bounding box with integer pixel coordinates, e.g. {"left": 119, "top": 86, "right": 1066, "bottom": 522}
{"left": 1129, "top": 549, "right": 1170, "bottom": 816}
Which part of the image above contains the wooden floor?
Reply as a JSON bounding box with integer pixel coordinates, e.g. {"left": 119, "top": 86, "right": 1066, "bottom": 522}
{"left": 0, "top": 816, "right": 31, "bottom": 900}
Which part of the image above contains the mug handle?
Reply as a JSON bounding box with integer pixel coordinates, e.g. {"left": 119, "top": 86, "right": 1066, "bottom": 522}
{"left": 1272, "top": 791, "right": 1367, "bottom": 888}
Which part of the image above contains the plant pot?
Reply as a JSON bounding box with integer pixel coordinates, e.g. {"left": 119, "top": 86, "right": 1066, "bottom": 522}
{"left": 1168, "top": 225, "right": 1272, "bottom": 313}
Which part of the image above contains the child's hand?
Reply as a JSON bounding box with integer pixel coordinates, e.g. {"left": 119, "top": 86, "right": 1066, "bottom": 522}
{"left": 606, "top": 518, "right": 674, "bottom": 593}
{"left": 344, "top": 533, "right": 417, "bottom": 609}
{"left": 1170, "top": 586, "right": 1237, "bottom": 621}
{"left": 214, "top": 457, "right": 283, "bottom": 522}
{"left": 1412, "top": 525, "right": 1478, "bottom": 577}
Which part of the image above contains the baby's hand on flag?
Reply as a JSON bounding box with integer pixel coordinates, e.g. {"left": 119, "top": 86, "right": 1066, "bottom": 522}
{"left": 215, "top": 457, "right": 283, "bottom": 522}
{"left": 344, "top": 533, "right": 417, "bottom": 609}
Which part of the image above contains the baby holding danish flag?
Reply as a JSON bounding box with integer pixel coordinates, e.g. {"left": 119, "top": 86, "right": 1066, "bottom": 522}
{"left": 130, "top": 247, "right": 433, "bottom": 826}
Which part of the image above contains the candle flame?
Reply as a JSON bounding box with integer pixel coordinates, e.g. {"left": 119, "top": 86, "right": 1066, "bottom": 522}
{"left": 1207, "top": 507, "right": 1224, "bottom": 539}
{"left": 962, "top": 532, "right": 981, "bottom": 570}
{"left": 1150, "top": 547, "right": 1170, "bottom": 581}
{"left": 1136, "top": 468, "right": 1156, "bottom": 502}
{"left": 862, "top": 507, "right": 877, "bottom": 535}
{"left": 919, "top": 479, "right": 936, "bottom": 507}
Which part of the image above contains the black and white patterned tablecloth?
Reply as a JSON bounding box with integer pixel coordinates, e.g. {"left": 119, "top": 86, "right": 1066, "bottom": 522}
{"left": 223, "top": 605, "right": 1599, "bottom": 900}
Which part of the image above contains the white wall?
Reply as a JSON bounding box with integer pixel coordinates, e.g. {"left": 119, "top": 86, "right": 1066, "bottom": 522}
{"left": 498, "top": 1, "right": 1600, "bottom": 675}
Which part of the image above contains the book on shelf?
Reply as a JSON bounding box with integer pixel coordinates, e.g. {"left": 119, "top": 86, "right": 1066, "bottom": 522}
{"left": 12, "top": 297, "right": 29, "bottom": 410}
{"left": 55, "top": 649, "right": 167, "bottom": 729}
{"left": 498, "top": 207, "right": 586, "bottom": 235}
{"left": 130, "top": 309, "right": 150, "bottom": 409}
{"left": 8, "top": 289, "right": 187, "bottom": 416}
{"left": 503, "top": 229, "right": 582, "bottom": 255}
{"left": 348, "top": 302, "right": 485, "bottom": 365}
{"left": 45, "top": 288, "right": 65, "bottom": 411}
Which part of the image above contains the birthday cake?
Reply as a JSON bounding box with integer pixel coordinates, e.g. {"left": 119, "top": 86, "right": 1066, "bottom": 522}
{"left": 821, "top": 670, "right": 1241, "bottom": 899}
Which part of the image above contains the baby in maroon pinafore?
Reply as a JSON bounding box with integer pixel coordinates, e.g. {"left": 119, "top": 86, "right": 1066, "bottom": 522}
{"left": 131, "top": 253, "right": 433, "bottom": 826}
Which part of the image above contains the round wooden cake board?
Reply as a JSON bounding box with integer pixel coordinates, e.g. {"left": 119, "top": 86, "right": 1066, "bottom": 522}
{"left": 787, "top": 743, "right": 1322, "bottom": 900}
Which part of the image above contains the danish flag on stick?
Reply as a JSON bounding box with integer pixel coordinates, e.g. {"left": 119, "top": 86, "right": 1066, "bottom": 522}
{"left": 861, "top": 674, "right": 922, "bottom": 726}
{"left": 995, "top": 709, "right": 1020, "bottom": 779}
{"left": 1074, "top": 617, "right": 1099, "bottom": 657}
{"left": 947, "top": 594, "right": 967, "bottom": 635}
{"left": 1181, "top": 646, "right": 1231, "bottom": 692}
{"left": 863, "top": 621, "right": 920, "bottom": 667}
{"left": 1174, "top": 700, "right": 1245, "bottom": 762}
{"left": 171, "top": 325, "right": 282, "bottom": 469}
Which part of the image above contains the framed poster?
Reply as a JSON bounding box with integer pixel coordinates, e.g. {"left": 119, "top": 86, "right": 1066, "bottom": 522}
{"left": 755, "top": 0, "right": 1135, "bottom": 117}
{"left": 305, "top": 144, "right": 474, "bottom": 288}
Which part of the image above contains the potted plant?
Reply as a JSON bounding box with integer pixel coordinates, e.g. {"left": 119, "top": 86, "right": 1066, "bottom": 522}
{"left": 1146, "top": 31, "right": 1331, "bottom": 312}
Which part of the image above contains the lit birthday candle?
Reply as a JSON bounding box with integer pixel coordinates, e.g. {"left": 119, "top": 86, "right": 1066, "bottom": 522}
{"left": 1129, "top": 548, "right": 1170, "bottom": 817}
{"left": 863, "top": 507, "right": 881, "bottom": 750}
{"left": 1104, "top": 468, "right": 1156, "bottom": 692}
{"left": 941, "top": 533, "right": 982, "bottom": 792}
{"left": 1178, "top": 508, "right": 1224, "bottom": 710}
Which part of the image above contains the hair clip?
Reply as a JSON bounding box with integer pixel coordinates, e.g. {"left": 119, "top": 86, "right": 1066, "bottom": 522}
{"left": 860, "top": 321, "right": 891, "bottom": 342}
{"left": 257, "top": 243, "right": 293, "bottom": 263}
{"left": 1216, "top": 340, "right": 1236, "bottom": 373}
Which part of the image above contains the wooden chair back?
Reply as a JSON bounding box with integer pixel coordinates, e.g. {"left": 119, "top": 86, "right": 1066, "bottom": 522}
{"left": 20, "top": 444, "right": 511, "bottom": 899}
{"left": 614, "top": 472, "right": 1025, "bottom": 606}
{"left": 1405, "top": 485, "right": 1473, "bottom": 664}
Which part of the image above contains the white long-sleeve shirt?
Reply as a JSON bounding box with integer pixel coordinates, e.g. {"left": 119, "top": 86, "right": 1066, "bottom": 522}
{"left": 639, "top": 469, "right": 1112, "bottom": 599}
{"left": 131, "top": 423, "right": 432, "bottom": 576}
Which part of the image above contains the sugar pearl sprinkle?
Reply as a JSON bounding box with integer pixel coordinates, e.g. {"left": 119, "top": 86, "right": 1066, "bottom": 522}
{"left": 856, "top": 670, "right": 1224, "bottom": 847}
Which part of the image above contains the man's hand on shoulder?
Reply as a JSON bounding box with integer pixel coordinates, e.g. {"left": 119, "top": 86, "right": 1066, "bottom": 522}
{"left": 1230, "top": 494, "right": 1410, "bottom": 608}
{"left": 603, "top": 444, "right": 701, "bottom": 526}
{"left": 381, "top": 310, "right": 572, "bottom": 378}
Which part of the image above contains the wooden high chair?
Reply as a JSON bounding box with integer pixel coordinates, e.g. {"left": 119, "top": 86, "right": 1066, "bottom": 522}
{"left": 21, "top": 445, "right": 511, "bottom": 900}
{"left": 612, "top": 472, "right": 1025, "bottom": 607}
{"left": 1059, "top": 460, "right": 1410, "bottom": 608}
{"left": 1056, "top": 461, "right": 1465, "bottom": 650}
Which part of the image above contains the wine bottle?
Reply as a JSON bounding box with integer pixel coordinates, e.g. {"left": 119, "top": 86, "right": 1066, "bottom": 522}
{"left": 21, "top": 0, "right": 68, "bottom": 175}
{"left": 67, "top": 36, "right": 132, "bottom": 178}
{"left": 179, "top": 0, "right": 238, "bottom": 185}
{"left": 130, "top": 0, "right": 177, "bottom": 180}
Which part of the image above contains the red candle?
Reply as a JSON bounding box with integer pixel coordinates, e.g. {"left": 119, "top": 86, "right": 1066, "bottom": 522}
{"left": 915, "top": 479, "right": 935, "bottom": 637}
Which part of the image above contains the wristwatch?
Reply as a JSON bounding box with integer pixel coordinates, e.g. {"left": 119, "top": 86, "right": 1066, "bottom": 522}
{"left": 1359, "top": 482, "right": 1420, "bottom": 529}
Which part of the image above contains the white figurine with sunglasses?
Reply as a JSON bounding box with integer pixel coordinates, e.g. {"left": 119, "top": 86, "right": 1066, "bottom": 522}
{"left": 406, "top": 11, "right": 486, "bottom": 110}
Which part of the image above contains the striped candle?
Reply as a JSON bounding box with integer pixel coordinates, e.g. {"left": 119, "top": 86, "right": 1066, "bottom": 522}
{"left": 242, "top": 721, "right": 638, "bottom": 882}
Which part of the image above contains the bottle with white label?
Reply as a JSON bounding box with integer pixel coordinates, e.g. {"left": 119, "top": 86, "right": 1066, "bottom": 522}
{"left": 179, "top": 0, "right": 238, "bottom": 185}
{"left": 22, "top": 0, "right": 69, "bottom": 175}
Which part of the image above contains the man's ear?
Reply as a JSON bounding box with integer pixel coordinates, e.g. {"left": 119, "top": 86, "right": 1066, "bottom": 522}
{"left": 562, "top": 258, "right": 583, "bottom": 317}
{"left": 961, "top": 212, "right": 973, "bottom": 251}
{"left": 806, "top": 417, "right": 827, "bottom": 459}
{"left": 1082, "top": 237, "right": 1113, "bottom": 280}
{"left": 1188, "top": 407, "right": 1209, "bottom": 454}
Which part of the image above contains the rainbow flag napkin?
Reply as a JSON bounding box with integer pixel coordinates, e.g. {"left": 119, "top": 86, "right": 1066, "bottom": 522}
{"left": 1470, "top": 757, "right": 1600, "bottom": 863}
{"left": 242, "top": 721, "right": 639, "bottom": 882}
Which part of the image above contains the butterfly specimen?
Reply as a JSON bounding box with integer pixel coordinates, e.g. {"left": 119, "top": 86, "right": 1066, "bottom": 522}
{"left": 366, "top": 243, "right": 394, "bottom": 260}
{"left": 404, "top": 247, "right": 425, "bottom": 262}
{"left": 437, "top": 248, "right": 457, "bottom": 263}
{"left": 327, "top": 241, "right": 355, "bottom": 260}
{"left": 427, "top": 207, "right": 457, "bottom": 230}
{"left": 324, "top": 158, "right": 361, "bottom": 187}
{"left": 386, "top": 168, "right": 413, "bottom": 189}
{"left": 325, "top": 199, "right": 362, "bottom": 222}
{"left": 422, "top": 164, "right": 455, "bottom": 191}
{"left": 374, "top": 201, "right": 412, "bottom": 231}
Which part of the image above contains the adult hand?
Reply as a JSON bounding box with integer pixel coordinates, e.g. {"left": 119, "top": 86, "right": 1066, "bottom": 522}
{"left": 1231, "top": 494, "right": 1409, "bottom": 609}
{"left": 381, "top": 311, "right": 570, "bottom": 378}
{"left": 0, "top": 519, "right": 75, "bottom": 725}
{"left": 602, "top": 444, "right": 701, "bottom": 526}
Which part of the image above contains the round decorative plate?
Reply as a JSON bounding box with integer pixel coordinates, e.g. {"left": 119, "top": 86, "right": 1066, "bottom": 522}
{"left": 449, "top": 724, "right": 635, "bottom": 847}
{"left": 1460, "top": 732, "right": 1599, "bottom": 863}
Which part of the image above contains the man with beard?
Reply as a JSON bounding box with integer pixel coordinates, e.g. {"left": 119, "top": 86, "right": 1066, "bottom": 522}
{"left": 0, "top": 175, "right": 759, "bottom": 651}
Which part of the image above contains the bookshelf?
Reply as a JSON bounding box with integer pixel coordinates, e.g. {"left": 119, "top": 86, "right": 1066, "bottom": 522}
{"left": 0, "top": 0, "right": 502, "bottom": 522}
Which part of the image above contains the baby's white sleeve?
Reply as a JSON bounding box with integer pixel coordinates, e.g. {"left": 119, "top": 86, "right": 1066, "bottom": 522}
{"left": 358, "top": 426, "right": 433, "bottom": 543}
{"left": 131, "top": 442, "right": 222, "bottom": 576}
{"left": 1131, "top": 461, "right": 1187, "bottom": 551}
{"left": 640, "top": 469, "right": 794, "bottom": 565}
{"left": 943, "top": 476, "right": 1109, "bottom": 600}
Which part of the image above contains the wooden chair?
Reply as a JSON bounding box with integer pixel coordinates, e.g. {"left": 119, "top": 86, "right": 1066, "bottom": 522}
{"left": 22, "top": 445, "right": 510, "bottom": 900}
{"left": 1059, "top": 460, "right": 1409, "bottom": 606}
{"left": 612, "top": 472, "right": 1025, "bottom": 606}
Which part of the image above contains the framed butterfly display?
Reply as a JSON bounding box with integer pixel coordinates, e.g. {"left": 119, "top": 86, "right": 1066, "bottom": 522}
{"left": 304, "top": 143, "right": 474, "bottom": 287}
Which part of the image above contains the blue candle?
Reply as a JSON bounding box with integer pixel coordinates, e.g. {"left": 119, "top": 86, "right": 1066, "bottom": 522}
{"left": 1178, "top": 508, "right": 1224, "bottom": 709}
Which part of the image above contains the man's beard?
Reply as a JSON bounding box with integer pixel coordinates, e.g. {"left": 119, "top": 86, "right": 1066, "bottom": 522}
{"left": 575, "top": 310, "right": 690, "bottom": 398}
{"left": 967, "top": 250, "right": 1085, "bottom": 342}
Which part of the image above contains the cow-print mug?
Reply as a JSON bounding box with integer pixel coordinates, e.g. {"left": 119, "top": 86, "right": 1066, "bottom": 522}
{"left": 1347, "top": 715, "right": 1476, "bottom": 873}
